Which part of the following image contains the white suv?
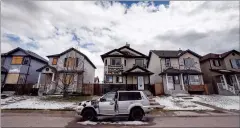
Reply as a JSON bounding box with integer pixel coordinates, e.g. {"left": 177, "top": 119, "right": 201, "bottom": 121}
{"left": 76, "top": 91, "right": 152, "bottom": 121}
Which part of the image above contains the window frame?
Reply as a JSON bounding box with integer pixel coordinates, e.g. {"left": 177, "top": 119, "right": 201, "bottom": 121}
{"left": 110, "top": 58, "right": 121, "bottom": 66}
{"left": 165, "top": 58, "right": 171, "bottom": 67}
{"left": 118, "top": 92, "right": 142, "bottom": 101}
{"left": 11, "top": 56, "right": 23, "bottom": 65}
{"left": 230, "top": 59, "right": 240, "bottom": 69}
{"left": 116, "top": 76, "right": 123, "bottom": 83}
{"left": 135, "top": 59, "right": 144, "bottom": 67}
{"left": 52, "top": 58, "right": 58, "bottom": 65}
{"left": 188, "top": 75, "right": 200, "bottom": 85}
{"left": 184, "top": 58, "right": 194, "bottom": 68}
{"left": 213, "top": 59, "right": 221, "bottom": 67}
{"left": 105, "top": 75, "right": 113, "bottom": 83}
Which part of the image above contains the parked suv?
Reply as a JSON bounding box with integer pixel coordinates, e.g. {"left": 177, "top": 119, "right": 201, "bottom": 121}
{"left": 76, "top": 91, "right": 152, "bottom": 121}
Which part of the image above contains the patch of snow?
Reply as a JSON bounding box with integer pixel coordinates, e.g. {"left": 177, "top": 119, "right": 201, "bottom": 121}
{"left": 154, "top": 96, "right": 214, "bottom": 111}
{"left": 1, "top": 96, "right": 77, "bottom": 110}
{"left": 78, "top": 121, "right": 148, "bottom": 125}
{"left": 78, "top": 121, "right": 97, "bottom": 125}
{"left": 194, "top": 95, "right": 240, "bottom": 110}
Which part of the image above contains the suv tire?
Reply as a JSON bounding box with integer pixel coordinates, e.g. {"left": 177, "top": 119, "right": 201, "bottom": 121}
{"left": 81, "top": 108, "right": 96, "bottom": 121}
{"left": 130, "top": 108, "right": 144, "bottom": 121}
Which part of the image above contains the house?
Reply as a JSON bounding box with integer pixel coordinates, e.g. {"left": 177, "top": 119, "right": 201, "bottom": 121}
{"left": 200, "top": 50, "right": 240, "bottom": 95}
{"left": 148, "top": 49, "right": 206, "bottom": 95}
{"left": 1, "top": 47, "right": 48, "bottom": 92}
{"left": 101, "top": 44, "right": 153, "bottom": 91}
{"left": 36, "top": 47, "right": 96, "bottom": 94}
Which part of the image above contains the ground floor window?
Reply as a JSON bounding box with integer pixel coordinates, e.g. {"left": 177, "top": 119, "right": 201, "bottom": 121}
{"left": 5, "top": 73, "right": 19, "bottom": 84}
{"left": 106, "top": 75, "right": 113, "bottom": 83}
{"left": 116, "top": 76, "right": 123, "bottom": 83}
{"left": 183, "top": 75, "right": 201, "bottom": 85}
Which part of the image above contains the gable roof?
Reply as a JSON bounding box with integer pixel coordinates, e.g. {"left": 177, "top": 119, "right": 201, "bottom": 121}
{"left": 151, "top": 49, "right": 201, "bottom": 58}
{"left": 101, "top": 45, "right": 148, "bottom": 61}
{"left": 47, "top": 47, "right": 96, "bottom": 69}
{"left": 1, "top": 47, "right": 48, "bottom": 63}
{"left": 200, "top": 50, "right": 240, "bottom": 62}
{"left": 36, "top": 65, "right": 57, "bottom": 72}
{"left": 123, "top": 65, "right": 153, "bottom": 75}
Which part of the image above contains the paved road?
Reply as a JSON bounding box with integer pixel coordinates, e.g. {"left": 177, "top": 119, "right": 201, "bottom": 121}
{"left": 1, "top": 112, "right": 240, "bottom": 128}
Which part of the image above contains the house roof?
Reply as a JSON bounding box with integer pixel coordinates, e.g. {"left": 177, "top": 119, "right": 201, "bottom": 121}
{"left": 122, "top": 65, "right": 153, "bottom": 75}
{"left": 159, "top": 68, "right": 203, "bottom": 75}
{"left": 151, "top": 49, "right": 201, "bottom": 58}
{"left": 200, "top": 50, "right": 240, "bottom": 62}
{"left": 1, "top": 47, "right": 48, "bottom": 63}
{"left": 1, "top": 66, "right": 8, "bottom": 73}
{"left": 46, "top": 47, "right": 96, "bottom": 69}
{"left": 101, "top": 45, "right": 148, "bottom": 61}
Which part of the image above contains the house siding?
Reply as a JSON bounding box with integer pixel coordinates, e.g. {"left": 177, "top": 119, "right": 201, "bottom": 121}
{"left": 148, "top": 52, "right": 161, "bottom": 84}
{"left": 26, "top": 59, "right": 46, "bottom": 85}
{"left": 179, "top": 52, "right": 201, "bottom": 71}
{"left": 223, "top": 53, "right": 240, "bottom": 72}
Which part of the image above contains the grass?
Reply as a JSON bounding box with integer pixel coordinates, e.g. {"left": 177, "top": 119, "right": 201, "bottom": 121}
{"left": 40, "top": 95, "right": 93, "bottom": 102}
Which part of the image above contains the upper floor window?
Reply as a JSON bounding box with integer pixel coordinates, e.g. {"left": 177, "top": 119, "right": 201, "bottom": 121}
{"left": 52, "top": 58, "right": 58, "bottom": 65}
{"left": 165, "top": 58, "right": 171, "bottom": 67}
{"left": 184, "top": 58, "right": 194, "bottom": 68}
{"left": 213, "top": 59, "right": 221, "bottom": 67}
{"left": 11, "top": 56, "right": 23, "bottom": 65}
{"left": 64, "top": 57, "right": 78, "bottom": 67}
{"left": 230, "top": 59, "right": 240, "bottom": 69}
{"left": 105, "top": 59, "right": 107, "bottom": 66}
{"left": 111, "top": 58, "right": 121, "bottom": 66}
{"left": 135, "top": 59, "right": 144, "bottom": 67}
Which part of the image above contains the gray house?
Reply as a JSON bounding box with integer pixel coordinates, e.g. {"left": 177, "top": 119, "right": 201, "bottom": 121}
{"left": 1, "top": 47, "right": 48, "bottom": 92}
{"left": 200, "top": 50, "right": 240, "bottom": 95}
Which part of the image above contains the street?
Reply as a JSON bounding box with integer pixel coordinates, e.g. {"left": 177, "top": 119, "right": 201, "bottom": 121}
{"left": 1, "top": 111, "right": 240, "bottom": 128}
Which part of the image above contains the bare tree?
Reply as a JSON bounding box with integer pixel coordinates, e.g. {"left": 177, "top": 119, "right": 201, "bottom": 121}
{"left": 55, "top": 50, "right": 86, "bottom": 98}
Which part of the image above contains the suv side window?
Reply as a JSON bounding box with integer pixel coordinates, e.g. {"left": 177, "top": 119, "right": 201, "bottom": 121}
{"left": 118, "top": 92, "right": 142, "bottom": 101}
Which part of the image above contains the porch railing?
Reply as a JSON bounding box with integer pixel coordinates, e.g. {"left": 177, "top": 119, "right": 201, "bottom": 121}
{"left": 217, "top": 83, "right": 235, "bottom": 94}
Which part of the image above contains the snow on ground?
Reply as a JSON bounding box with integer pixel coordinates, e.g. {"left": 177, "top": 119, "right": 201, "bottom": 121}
{"left": 1, "top": 96, "right": 77, "bottom": 110}
{"left": 194, "top": 95, "right": 240, "bottom": 110}
{"left": 154, "top": 96, "right": 214, "bottom": 111}
{"left": 1, "top": 96, "right": 29, "bottom": 105}
{"left": 78, "top": 121, "right": 148, "bottom": 125}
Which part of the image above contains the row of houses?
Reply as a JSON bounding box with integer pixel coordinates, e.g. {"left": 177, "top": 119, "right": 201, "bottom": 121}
{"left": 1, "top": 44, "right": 240, "bottom": 95}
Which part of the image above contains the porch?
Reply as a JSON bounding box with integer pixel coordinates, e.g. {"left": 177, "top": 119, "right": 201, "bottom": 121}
{"left": 215, "top": 74, "right": 240, "bottom": 95}
{"left": 159, "top": 68, "right": 206, "bottom": 95}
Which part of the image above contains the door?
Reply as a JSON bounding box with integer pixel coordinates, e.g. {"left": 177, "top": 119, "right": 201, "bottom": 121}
{"left": 98, "top": 92, "right": 116, "bottom": 115}
{"left": 137, "top": 76, "right": 144, "bottom": 90}
{"left": 173, "top": 75, "right": 181, "bottom": 90}
{"left": 167, "top": 76, "right": 174, "bottom": 90}
{"left": 117, "top": 92, "right": 142, "bottom": 114}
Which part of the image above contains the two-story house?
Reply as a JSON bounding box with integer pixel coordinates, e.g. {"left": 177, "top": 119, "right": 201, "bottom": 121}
{"left": 101, "top": 44, "right": 153, "bottom": 92}
{"left": 200, "top": 50, "right": 240, "bottom": 95}
{"left": 148, "top": 49, "right": 206, "bottom": 95}
{"left": 35, "top": 47, "right": 96, "bottom": 94}
{"left": 1, "top": 47, "right": 48, "bottom": 92}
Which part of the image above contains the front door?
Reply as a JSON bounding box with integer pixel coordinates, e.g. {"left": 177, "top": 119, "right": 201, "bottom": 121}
{"left": 137, "top": 76, "right": 144, "bottom": 90}
{"left": 98, "top": 92, "right": 116, "bottom": 115}
{"left": 167, "top": 76, "right": 174, "bottom": 90}
{"left": 173, "top": 75, "right": 181, "bottom": 90}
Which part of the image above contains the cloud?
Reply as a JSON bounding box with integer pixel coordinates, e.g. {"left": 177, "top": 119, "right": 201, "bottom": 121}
{"left": 1, "top": 1, "right": 239, "bottom": 82}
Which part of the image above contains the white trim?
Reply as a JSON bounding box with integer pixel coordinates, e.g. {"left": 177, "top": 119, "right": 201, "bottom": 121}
{"left": 37, "top": 73, "right": 41, "bottom": 88}
{"left": 180, "top": 73, "right": 185, "bottom": 91}
{"left": 166, "top": 74, "right": 168, "bottom": 90}
{"left": 234, "top": 74, "right": 240, "bottom": 90}
{"left": 222, "top": 75, "right": 228, "bottom": 90}
{"left": 52, "top": 73, "right": 55, "bottom": 81}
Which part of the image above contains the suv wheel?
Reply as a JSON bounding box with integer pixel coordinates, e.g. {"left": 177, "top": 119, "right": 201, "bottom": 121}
{"left": 130, "top": 108, "right": 144, "bottom": 121}
{"left": 82, "top": 109, "right": 96, "bottom": 121}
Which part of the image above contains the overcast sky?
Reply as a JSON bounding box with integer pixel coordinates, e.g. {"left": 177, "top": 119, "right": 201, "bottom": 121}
{"left": 1, "top": 1, "right": 239, "bottom": 82}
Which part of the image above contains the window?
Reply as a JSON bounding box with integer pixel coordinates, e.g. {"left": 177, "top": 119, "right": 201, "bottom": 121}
{"left": 52, "top": 58, "right": 58, "bottom": 65}
{"left": 105, "top": 59, "right": 107, "bottom": 66}
{"left": 118, "top": 92, "right": 142, "bottom": 101}
{"left": 213, "top": 60, "right": 221, "bottom": 67}
{"left": 165, "top": 58, "right": 171, "bottom": 67}
{"left": 102, "top": 92, "right": 116, "bottom": 101}
{"left": 183, "top": 75, "right": 189, "bottom": 85}
{"left": 116, "top": 76, "right": 123, "bottom": 83}
{"left": 135, "top": 59, "right": 144, "bottom": 67}
{"left": 11, "top": 56, "right": 23, "bottom": 65}
{"left": 106, "top": 75, "right": 113, "bottom": 83}
{"left": 184, "top": 58, "right": 194, "bottom": 68}
{"left": 111, "top": 58, "right": 121, "bottom": 66}
{"left": 189, "top": 75, "right": 200, "bottom": 85}
{"left": 63, "top": 74, "right": 74, "bottom": 84}
{"left": 5, "top": 74, "right": 19, "bottom": 84}
{"left": 230, "top": 59, "right": 240, "bottom": 69}
{"left": 22, "top": 57, "right": 30, "bottom": 65}
{"left": 64, "top": 57, "right": 76, "bottom": 67}
{"left": 124, "top": 59, "right": 126, "bottom": 66}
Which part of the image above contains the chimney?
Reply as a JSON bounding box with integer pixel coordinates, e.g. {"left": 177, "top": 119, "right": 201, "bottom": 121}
{"left": 125, "top": 42, "right": 130, "bottom": 47}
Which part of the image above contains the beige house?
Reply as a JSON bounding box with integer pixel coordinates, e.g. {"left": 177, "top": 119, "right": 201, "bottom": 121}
{"left": 101, "top": 44, "right": 153, "bottom": 92}
{"left": 36, "top": 47, "right": 96, "bottom": 94}
{"left": 148, "top": 50, "right": 206, "bottom": 95}
{"left": 200, "top": 50, "right": 240, "bottom": 95}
